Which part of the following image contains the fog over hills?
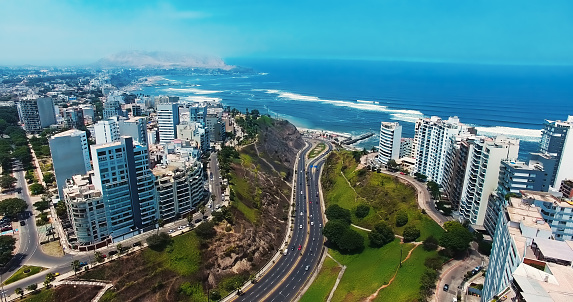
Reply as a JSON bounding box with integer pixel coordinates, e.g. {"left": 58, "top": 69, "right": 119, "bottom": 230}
{"left": 95, "top": 51, "right": 233, "bottom": 69}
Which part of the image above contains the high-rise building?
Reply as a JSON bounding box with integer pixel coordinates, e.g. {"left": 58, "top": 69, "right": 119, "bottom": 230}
{"left": 91, "top": 136, "right": 158, "bottom": 241}
{"left": 414, "top": 116, "right": 467, "bottom": 185}
{"left": 49, "top": 129, "right": 92, "bottom": 198}
{"left": 524, "top": 190, "right": 573, "bottom": 241}
{"left": 157, "top": 103, "right": 180, "bottom": 144}
{"left": 399, "top": 138, "right": 414, "bottom": 159}
{"left": 377, "top": 122, "right": 402, "bottom": 166}
{"left": 153, "top": 156, "right": 204, "bottom": 222}
{"left": 17, "top": 96, "right": 57, "bottom": 133}
{"left": 103, "top": 93, "right": 124, "bottom": 119}
{"left": 177, "top": 122, "right": 208, "bottom": 153}
{"left": 118, "top": 116, "right": 148, "bottom": 146}
{"left": 482, "top": 197, "right": 553, "bottom": 302}
{"left": 484, "top": 160, "right": 553, "bottom": 235}
{"left": 560, "top": 179, "right": 573, "bottom": 199}
{"left": 63, "top": 107, "right": 85, "bottom": 129}
{"left": 93, "top": 118, "right": 120, "bottom": 145}
{"left": 539, "top": 116, "right": 573, "bottom": 190}
{"left": 206, "top": 107, "right": 224, "bottom": 143}
{"left": 458, "top": 136, "right": 519, "bottom": 227}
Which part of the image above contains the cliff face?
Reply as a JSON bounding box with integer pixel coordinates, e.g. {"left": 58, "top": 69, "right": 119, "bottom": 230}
{"left": 95, "top": 51, "right": 233, "bottom": 70}
{"left": 256, "top": 119, "right": 305, "bottom": 180}
{"left": 203, "top": 118, "right": 304, "bottom": 288}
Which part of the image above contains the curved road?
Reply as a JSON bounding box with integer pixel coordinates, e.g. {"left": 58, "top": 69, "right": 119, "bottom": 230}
{"left": 234, "top": 140, "right": 332, "bottom": 302}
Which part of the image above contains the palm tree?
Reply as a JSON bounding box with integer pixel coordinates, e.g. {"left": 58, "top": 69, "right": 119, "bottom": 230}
{"left": 71, "top": 260, "right": 80, "bottom": 275}
{"left": 199, "top": 205, "right": 206, "bottom": 218}
{"left": 15, "top": 287, "right": 23, "bottom": 299}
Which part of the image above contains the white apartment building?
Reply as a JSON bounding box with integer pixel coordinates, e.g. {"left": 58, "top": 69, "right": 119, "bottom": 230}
{"left": 94, "top": 117, "right": 120, "bottom": 145}
{"left": 17, "top": 96, "right": 57, "bottom": 133}
{"left": 522, "top": 190, "right": 573, "bottom": 241}
{"left": 157, "top": 103, "right": 180, "bottom": 144}
{"left": 49, "top": 129, "right": 92, "bottom": 198}
{"left": 414, "top": 116, "right": 466, "bottom": 185}
{"left": 482, "top": 197, "right": 553, "bottom": 302}
{"left": 377, "top": 122, "right": 402, "bottom": 166}
{"left": 458, "top": 136, "right": 519, "bottom": 227}
{"left": 540, "top": 116, "right": 573, "bottom": 191}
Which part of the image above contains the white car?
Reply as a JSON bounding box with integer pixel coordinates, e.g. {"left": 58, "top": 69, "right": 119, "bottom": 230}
{"left": 299, "top": 225, "right": 303, "bottom": 229}
{"left": 310, "top": 222, "right": 314, "bottom": 226}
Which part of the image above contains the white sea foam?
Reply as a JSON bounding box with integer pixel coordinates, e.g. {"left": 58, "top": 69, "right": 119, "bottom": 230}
{"left": 165, "top": 87, "right": 222, "bottom": 94}
{"left": 474, "top": 126, "right": 541, "bottom": 142}
{"left": 264, "top": 89, "right": 425, "bottom": 123}
{"left": 181, "top": 96, "right": 222, "bottom": 103}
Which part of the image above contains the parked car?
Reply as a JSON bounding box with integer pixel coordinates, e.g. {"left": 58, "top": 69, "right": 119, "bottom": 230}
{"left": 19, "top": 221, "right": 25, "bottom": 226}
{"left": 443, "top": 284, "right": 449, "bottom": 292}
{"left": 108, "top": 250, "right": 118, "bottom": 256}
{"left": 132, "top": 241, "right": 142, "bottom": 247}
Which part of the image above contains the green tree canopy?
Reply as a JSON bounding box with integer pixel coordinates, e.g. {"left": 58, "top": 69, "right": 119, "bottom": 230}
{"left": 0, "top": 197, "right": 27, "bottom": 218}
{"left": 354, "top": 204, "right": 370, "bottom": 219}
{"left": 325, "top": 204, "right": 351, "bottom": 224}
{"left": 368, "top": 222, "right": 395, "bottom": 248}
{"left": 440, "top": 221, "right": 473, "bottom": 254}
{"left": 422, "top": 235, "right": 439, "bottom": 251}
{"left": 395, "top": 210, "right": 408, "bottom": 227}
{"left": 29, "top": 183, "right": 45, "bottom": 195}
{"left": 403, "top": 226, "right": 421, "bottom": 242}
{"left": 0, "top": 175, "right": 17, "bottom": 190}
{"left": 337, "top": 228, "right": 365, "bottom": 253}
{"left": 322, "top": 219, "right": 349, "bottom": 245}
{"left": 195, "top": 221, "right": 217, "bottom": 240}
{"left": 0, "top": 235, "right": 16, "bottom": 265}
{"left": 146, "top": 232, "right": 172, "bottom": 251}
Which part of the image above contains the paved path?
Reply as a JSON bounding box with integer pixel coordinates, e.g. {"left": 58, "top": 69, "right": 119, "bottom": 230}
{"left": 325, "top": 253, "right": 346, "bottom": 302}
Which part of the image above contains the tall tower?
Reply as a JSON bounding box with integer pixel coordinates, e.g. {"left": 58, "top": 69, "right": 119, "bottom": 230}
{"left": 540, "top": 116, "right": 573, "bottom": 190}
{"left": 49, "top": 129, "right": 92, "bottom": 198}
{"left": 157, "top": 103, "right": 180, "bottom": 144}
{"left": 378, "top": 122, "right": 402, "bottom": 166}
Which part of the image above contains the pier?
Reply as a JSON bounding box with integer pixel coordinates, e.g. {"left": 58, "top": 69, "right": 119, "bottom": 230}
{"left": 341, "top": 132, "right": 375, "bottom": 145}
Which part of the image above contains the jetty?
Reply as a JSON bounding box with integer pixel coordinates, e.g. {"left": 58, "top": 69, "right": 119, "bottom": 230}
{"left": 341, "top": 132, "right": 375, "bottom": 145}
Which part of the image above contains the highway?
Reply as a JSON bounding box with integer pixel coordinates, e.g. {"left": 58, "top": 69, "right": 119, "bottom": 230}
{"left": 234, "top": 140, "right": 332, "bottom": 302}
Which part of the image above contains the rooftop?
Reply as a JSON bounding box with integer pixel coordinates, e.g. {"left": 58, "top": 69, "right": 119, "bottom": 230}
{"left": 512, "top": 262, "right": 573, "bottom": 302}
{"left": 51, "top": 128, "right": 85, "bottom": 138}
{"left": 507, "top": 197, "right": 551, "bottom": 231}
{"left": 521, "top": 190, "right": 573, "bottom": 208}
{"left": 533, "top": 237, "right": 573, "bottom": 263}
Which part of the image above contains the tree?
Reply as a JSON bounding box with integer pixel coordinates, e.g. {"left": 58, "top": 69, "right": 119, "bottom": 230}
{"left": 387, "top": 159, "right": 399, "bottom": 171}
{"left": 422, "top": 235, "right": 439, "bottom": 251}
{"left": 56, "top": 200, "right": 67, "bottom": 218}
{"left": 440, "top": 221, "right": 473, "bottom": 254}
{"left": 0, "top": 235, "right": 16, "bottom": 265}
{"left": 71, "top": 260, "right": 81, "bottom": 275}
{"left": 395, "top": 210, "right": 408, "bottom": 227}
{"left": 414, "top": 172, "right": 427, "bottom": 182}
{"left": 368, "top": 222, "right": 395, "bottom": 248}
{"left": 322, "top": 220, "right": 349, "bottom": 246}
{"left": 403, "top": 226, "right": 421, "bottom": 242}
{"left": 157, "top": 218, "right": 165, "bottom": 227}
{"left": 15, "top": 287, "right": 23, "bottom": 299}
{"left": 33, "top": 200, "right": 49, "bottom": 212}
{"left": 195, "top": 221, "right": 217, "bottom": 240}
{"left": 325, "top": 204, "right": 351, "bottom": 224}
{"left": 0, "top": 197, "right": 27, "bottom": 218}
{"left": 26, "top": 283, "right": 37, "bottom": 293}
{"left": 355, "top": 204, "right": 370, "bottom": 219}
{"left": 0, "top": 175, "right": 16, "bottom": 190}
{"left": 117, "top": 243, "right": 124, "bottom": 254}
{"left": 146, "top": 232, "right": 172, "bottom": 251}
{"left": 424, "top": 256, "right": 444, "bottom": 270}
{"left": 199, "top": 205, "right": 207, "bottom": 218}
{"left": 29, "top": 183, "right": 45, "bottom": 195}
{"left": 337, "top": 228, "right": 365, "bottom": 253}
{"left": 94, "top": 251, "right": 104, "bottom": 263}
{"left": 42, "top": 172, "right": 55, "bottom": 184}
{"left": 426, "top": 181, "right": 440, "bottom": 200}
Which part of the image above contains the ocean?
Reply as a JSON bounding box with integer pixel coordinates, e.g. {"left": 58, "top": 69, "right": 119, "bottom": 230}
{"left": 137, "top": 58, "right": 573, "bottom": 160}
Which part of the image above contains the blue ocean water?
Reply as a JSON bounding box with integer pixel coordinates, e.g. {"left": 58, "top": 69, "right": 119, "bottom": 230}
{"left": 138, "top": 59, "right": 573, "bottom": 160}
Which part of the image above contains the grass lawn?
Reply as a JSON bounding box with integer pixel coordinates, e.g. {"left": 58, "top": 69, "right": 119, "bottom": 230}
{"left": 3, "top": 265, "right": 47, "bottom": 285}
{"left": 329, "top": 229, "right": 415, "bottom": 302}
{"left": 232, "top": 200, "right": 259, "bottom": 225}
{"left": 143, "top": 231, "right": 202, "bottom": 276}
{"left": 322, "top": 151, "right": 444, "bottom": 240}
{"left": 309, "top": 143, "right": 326, "bottom": 159}
{"left": 373, "top": 247, "right": 439, "bottom": 302}
{"left": 20, "top": 289, "right": 54, "bottom": 302}
{"left": 300, "top": 257, "right": 341, "bottom": 302}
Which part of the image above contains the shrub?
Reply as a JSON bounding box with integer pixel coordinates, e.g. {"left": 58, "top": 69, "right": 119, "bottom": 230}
{"left": 403, "top": 226, "right": 420, "bottom": 242}
{"left": 368, "top": 222, "right": 394, "bottom": 248}
{"left": 395, "top": 210, "right": 408, "bottom": 227}
{"left": 355, "top": 204, "right": 370, "bottom": 219}
{"left": 337, "top": 228, "right": 365, "bottom": 253}
{"left": 146, "top": 232, "right": 172, "bottom": 251}
{"left": 422, "top": 235, "right": 439, "bottom": 251}
{"left": 325, "top": 204, "right": 351, "bottom": 223}
{"left": 195, "top": 221, "right": 217, "bottom": 240}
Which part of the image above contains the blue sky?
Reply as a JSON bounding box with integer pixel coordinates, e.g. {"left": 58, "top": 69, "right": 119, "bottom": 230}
{"left": 1, "top": 0, "right": 572, "bottom": 65}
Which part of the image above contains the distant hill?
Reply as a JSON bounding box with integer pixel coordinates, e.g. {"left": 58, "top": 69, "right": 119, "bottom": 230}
{"left": 94, "top": 51, "right": 233, "bottom": 70}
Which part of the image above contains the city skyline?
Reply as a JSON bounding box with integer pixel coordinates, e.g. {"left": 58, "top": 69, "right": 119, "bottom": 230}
{"left": 0, "top": 0, "right": 572, "bottom": 65}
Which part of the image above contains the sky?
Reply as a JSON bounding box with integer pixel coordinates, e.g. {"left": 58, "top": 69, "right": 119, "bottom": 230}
{"left": 1, "top": 0, "right": 572, "bottom": 65}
